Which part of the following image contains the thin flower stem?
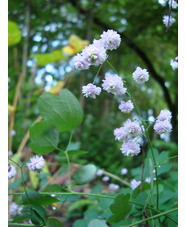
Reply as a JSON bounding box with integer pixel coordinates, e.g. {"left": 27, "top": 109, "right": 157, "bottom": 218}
{"left": 106, "top": 59, "right": 159, "bottom": 209}
{"left": 101, "top": 170, "right": 131, "bottom": 187}
{"left": 118, "top": 207, "right": 178, "bottom": 227}
{"left": 93, "top": 62, "right": 104, "bottom": 84}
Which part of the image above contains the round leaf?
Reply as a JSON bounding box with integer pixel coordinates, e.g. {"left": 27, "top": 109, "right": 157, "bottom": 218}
{"left": 88, "top": 219, "right": 108, "bottom": 227}
{"left": 75, "top": 164, "right": 97, "bottom": 185}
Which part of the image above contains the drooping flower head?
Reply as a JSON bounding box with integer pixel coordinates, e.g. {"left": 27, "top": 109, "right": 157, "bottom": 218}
{"left": 169, "top": 0, "right": 178, "bottom": 9}
{"left": 119, "top": 100, "right": 134, "bottom": 113}
{"left": 113, "top": 127, "right": 127, "bottom": 142}
{"left": 100, "top": 29, "right": 121, "bottom": 50}
{"left": 163, "top": 15, "right": 176, "bottom": 28}
{"left": 73, "top": 53, "right": 90, "bottom": 70}
{"left": 96, "top": 170, "right": 103, "bottom": 176}
{"left": 153, "top": 120, "right": 172, "bottom": 134}
{"left": 102, "top": 74, "right": 127, "bottom": 96}
{"left": 123, "top": 119, "right": 142, "bottom": 138}
{"left": 26, "top": 155, "right": 45, "bottom": 173}
{"left": 82, "top": 83, "right": 101, "bottom": 99}
{"left": 170, "top": 56, "right": 178, "bottom": 70}
{"left": 120, "top": 140, "right": 141, "bottom": 157}
{"left": 108, "top": 183, "right": 120, "bottom": 191}
{"left": 121, "top": 168, "right": 128, "bottom": 175}
{"left": 9, "top": 202, "right": 21, "bottom": 216}
{"left": 132, "top": 67, "right": 149, "bottom": 83}
{"left": 157, "top": 109, "right": 172, "bottom": 121}
{"left": 10, "top": 130, "right": 16, "bottom": 136}
{"left": 102, "top": 176, "right": 110, "bottom": 182}
{"left": 130, "top": 179, "right": 141, "bottom": 190}
{"left": 8, "top": 165, "right": 16, "bottom": 180}
{"left": 82, "top": 42, "right": 107, "bottom": 66}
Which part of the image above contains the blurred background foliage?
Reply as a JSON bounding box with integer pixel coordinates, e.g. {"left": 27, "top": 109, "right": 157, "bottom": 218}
{"left": 8, "top": 0, "right": 178, "bottom": 174}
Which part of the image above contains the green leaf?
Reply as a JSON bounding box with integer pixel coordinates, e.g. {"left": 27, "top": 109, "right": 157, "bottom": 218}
{"left": 58, "top": 150, "right": 88, "bottom": 157}
{"left": 30, "top": 204, "right": 47, "bottom": 226}
{"left": 22, "top": 190, "right": 59, "bottom": 205}
{"left": 108, "top": 194, "right": 132, "bottom": 223}
{"left": 11, "top": 215, "right": 29, "bottom": 223}
{"left": 29, "top": 121, "right": 59, "bottom": 154}
{"left": 59, "top": 194, "right": 79, "bottom": 202}
{"left": 32, "top": 50, "right": 67, "bottom": 66}
{"left": 88, "top": 219, "right": 109, "bottom": 227}
{"left": 47, "top": 217, "right": 63, "bottom": 227}
{"left": 74, "top": 164, "right": 97, "bottom": 185}
{"left": 42, "top": 184, "right": 64, "bottom": 192}
{"left": 38, "top": 89, "right": 83, "bottom": 132}
{"left": 8, "top": 21, "right": 21, "bottom": 46}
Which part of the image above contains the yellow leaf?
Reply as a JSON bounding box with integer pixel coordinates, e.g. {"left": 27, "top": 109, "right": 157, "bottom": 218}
{"left": 62, "top": 46, "right": 76, "bottom": 56}
{"left": 8, "top": 104, "right": 15, "bottom": 113}
{"left": 29, "top": 171, "right": 39, "bottom": 189}
{"left": 48, "top": 81, "right": 65, "bottom": 95}
{"left": 62, "top": 34, "right": 89, "bottom": 56}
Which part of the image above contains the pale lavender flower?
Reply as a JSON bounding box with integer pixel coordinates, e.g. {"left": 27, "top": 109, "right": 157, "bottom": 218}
{"left": 120, "top": 140, "right": 141, "bottom": 157}
{"left": 145, "top": 177, "right": 151, "bottom": 183}
{"left": 157, "top": 109, "right": 172, "bottom": 121}
{"left": 82, "top": 83, "right": 101, "bottom": 99}
{"left": 102, "top": 74, "right": 127, "bottom": 96}
{"left": 9, "top": 202, "right": 19, "bottom": 216}
{"left": 10, "top": 130, "right": 16, "bottom": 136}
{"left": 121, "top": 168, "right": 128, "bottom": 175}
{"left": 102, "top": 176, "right": 110, "bottom": 182}
{"left": 26, "top": 155, "right": 45, "bottom": 173}
{"left": 108, "top": 183, "right": 120, "bottom": 191}
{"left": 123, "top": 119, "right": 142, "bottom": 138}
{"left": 132, "top": 67, "right": 149, "bottom": 83}
{"left": 163, "top": 15, "right": 176, "bottom": 28}
{"left": 153, "top": 120, "right": 172, "bottom": 134}
{"left": 8, "top": 165, "right": 16, "bottom": 180}
{"left": 8, "top": 150, "right": 13, "bottom": 157}
{"left": 113, "top": 127, "right": 127, "bottom": 142}
{"left": 96, "top": 170, "right": 103, "bottom": 176}
{"left": 130, "top": 179, "right": 141, "bottom": 190}
{"left": 119, "top": 100, "right": 134, "bottom": 113}
{"left": 170, "top": 56, "right": 178, "bottom": 70}
{"left": 153, "top": 169, "right": 156, "bottom": 173}
{"left": 73, "top": 53, "right": 90, "bottom": 70}
{"left": 100, "top": 29, "right": 121, "bottom": 50}
{"left": 169, "top": 0, "right": 178, "bottom": 9}
{"left": 82, "top": 42, "right": 107, "bottom": 66}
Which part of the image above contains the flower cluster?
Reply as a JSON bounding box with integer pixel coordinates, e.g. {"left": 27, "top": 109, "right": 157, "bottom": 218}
{"left": 114, "top": 119, "right": 142, "bottom": 157}
{"left": 170, "top": 56, "right": 178, "bottom": 70}
{"left": 119, "top": 100, "right": 134, "bottom": 113}
{"left": 82, "top": 83, "right": 101, "bottom": 99}
{"left": 154, "top": 109, "right": 172, "bottom": 134}
{"left": 26, "top": 155, "right": 45, "bottom": 173}
{"left": 130, "top": 179, "right": 141, "bottom": 190}
{"left": 8, "top": 165, "right": 16, "bottom": 180}
{"left": 169, "top": 0, "right": 178, "bottom": 9}
{"left": 132, "top": 67, "right": 149, "bottom": 83}
{"left": 73, "top": 29, "right": 121, "bottom": 70}
{"left": 102, "top": 74, "right": 127, "bottom": 96}
{"left": 163, "top": 15, "right": 176, "bottom": 28}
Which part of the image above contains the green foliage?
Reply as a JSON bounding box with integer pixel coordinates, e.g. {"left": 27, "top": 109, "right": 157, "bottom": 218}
{"left": 22, "top": 190, "right": 59, "bottom": 206}
{"left": 108, "top": 194, "right": 132, "bottom": 223}
{"left": 73, "top": 164, "right": 97, "bottom": 185}
{"left": 46, "top": 217, "right": 63, "bottom": 227}
{"left": 30, "top": 204, "right": 47, "bottom": 226}
{"left": 29, "top": 121, "right": 59, "bottom": 154}
{"left": 57, "top": 150, "right": 88, "bottom": 157}
{"left": 8, "top": 20, "right": 21, "bottom": 46}
{"left": 38, "top": 89, "right": 83, "bottom": 132}
{"left": 32, "top": 50, "right": 67, "bottom": 66}
{"left": 88, "top": 219, "right": 109, "bottom": 227}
